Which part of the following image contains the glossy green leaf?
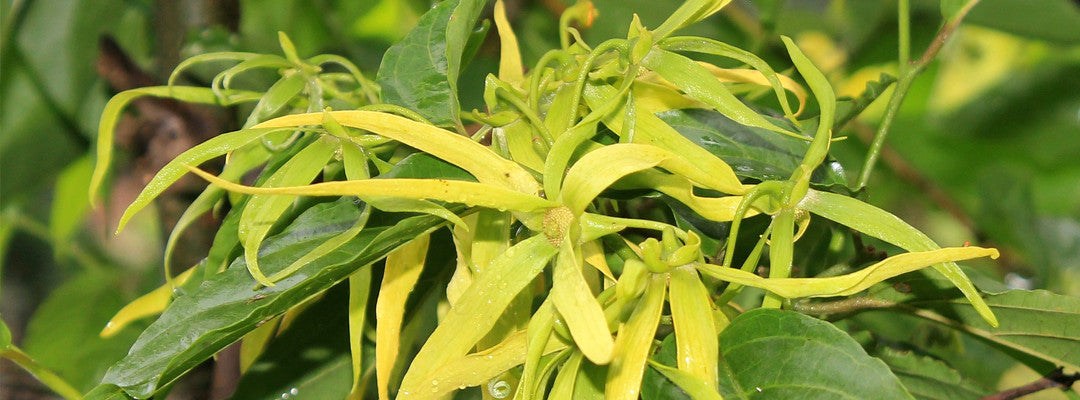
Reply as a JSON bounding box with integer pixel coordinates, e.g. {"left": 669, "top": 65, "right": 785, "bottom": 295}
{"left": 659, "top": 109, "right": 845, "bottom": 185}
{"left": 87, "top": 197, "right": 452, "bottom": 399}
{"left": 717, "top": 309, "right": 913, "bottom": 399}
{"left": 875, "top": 347, "right": 991, "bottom": 400}
{"left": 230, "top": 283, "right": 356, "bottom": 400}
{"left": 376, "top": 0, "right": 486, "bottom": 128}
{"left": 868, "top": 275, "right": 1080, "bottom": 371}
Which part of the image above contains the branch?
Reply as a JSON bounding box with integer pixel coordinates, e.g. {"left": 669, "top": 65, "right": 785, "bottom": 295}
{"left": 979, "top": 368, "right": 1079, "bottom": 400}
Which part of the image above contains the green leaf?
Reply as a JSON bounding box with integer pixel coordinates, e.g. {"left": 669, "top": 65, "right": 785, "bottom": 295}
{"left": 717, "top": 309, "right": 913, "bottom": 399}
{"left": 659, "top": 109, "right": 845, "bottom": 185}
{"left": 89, "top": 198, "right": 452, "bottom": 399}
{"left": 874, "top": 347, "right": 991, "bottom": 400}
{"left": 869, "top": 275, "right": 1080, "bottom": 372}
{"left": 376, "top": 0, "right": 486, "bottom": 128}
{"left": 230, "top": 283, "right": 356, "bottom": 400}
{"left": 83, "top": 384, "right": 135, "bottom": 400}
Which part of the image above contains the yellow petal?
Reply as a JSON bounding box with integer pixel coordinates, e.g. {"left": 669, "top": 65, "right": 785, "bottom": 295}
{"left": 606, "top": 274, "right": 667, "bottom": 400}
{"left": 697, "top": 247, "right": 1000, "bottom": 299}
{"left": 551, "top": 239, "right": 614, "bottom": 364}
{"left": 376, "top": 234, "right": 430, "bottom": 400}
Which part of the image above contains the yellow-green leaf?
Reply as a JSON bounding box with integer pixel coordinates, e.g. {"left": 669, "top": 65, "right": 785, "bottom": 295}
{"left": 641, "top": 49, "right": 795, "bottom": 138}
{"left": 91, "top": 85, "right": 262, "bottom": 206}
{"left": 582, "top": 84, "right": 747, "bottom": 196}
{"left": 420, "top": 329, "right": 568, "bottom": 399}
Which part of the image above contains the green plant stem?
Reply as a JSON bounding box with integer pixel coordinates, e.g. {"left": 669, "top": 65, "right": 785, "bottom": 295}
{"left": 856, "top": 0, "right": 982, "bottom": 189}
{"left": 898, "top": 0, "right": 911, "bottom": 74}
{"left": 1, "top": 348, "right": 84, "bottom": 400}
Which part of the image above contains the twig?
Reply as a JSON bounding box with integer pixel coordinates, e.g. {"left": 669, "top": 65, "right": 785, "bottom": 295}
{"left": 979, "top": 368, "right": 1080, "bottom": 400}
{"left": 856, "top": 0, "right": 983, "bottom": 189}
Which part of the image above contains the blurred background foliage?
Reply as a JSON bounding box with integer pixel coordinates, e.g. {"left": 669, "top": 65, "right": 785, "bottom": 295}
{"left": 1, "top": 0, "right": 1078, "bottom": 397}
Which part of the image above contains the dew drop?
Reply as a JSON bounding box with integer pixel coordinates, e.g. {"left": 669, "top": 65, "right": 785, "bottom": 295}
{"left": 756, "top": 387, "right": 763, "bottom": 393}
{"left": 290, "top": 388, "right": 299, "bottom": 396}
{"left": 488, "top": 380, "right": 512, "bottom": 399}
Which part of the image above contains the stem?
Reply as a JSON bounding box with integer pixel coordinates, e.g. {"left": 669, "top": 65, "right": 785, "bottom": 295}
{"left": 898, "top": 0, "right": 911, "bottom": 74}
{"left": 1, "top": 348, "right": 83, "bottom": 400}
{"left": 979, "top": 368, "right": 1080, "bottom": 400}
{"left": 856, "top": 0, "right": 982, "bottom": 189}
{"left": 762, "top": 208, "right": 795, "bottom": 308}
